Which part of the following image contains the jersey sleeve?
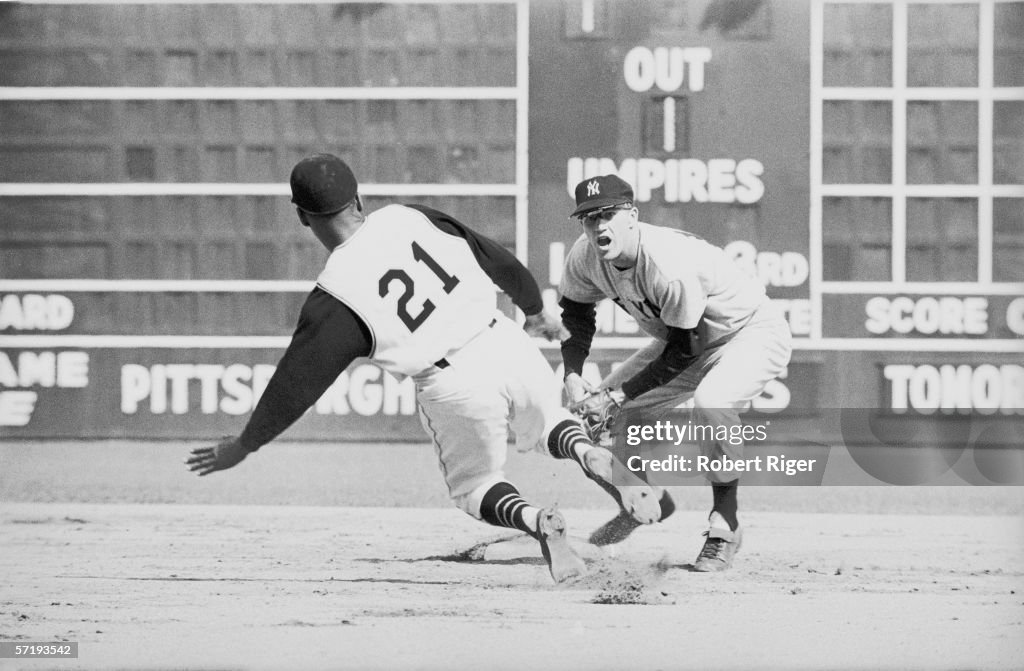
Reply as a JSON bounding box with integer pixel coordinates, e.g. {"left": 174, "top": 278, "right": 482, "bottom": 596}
{"left": 620, "top": 325, "right": 704, "bottom": 400}
{"left": 558, "top": 296, "right": 597, "bottom": 377}
{"left": 558, "top": 237, "right": 606, "bottom": 304}
{"left": 404, "top": 204, "right": 543, "bottom": 316}
{"left": 238, "top": 287, "right": 372, "bottom": 452}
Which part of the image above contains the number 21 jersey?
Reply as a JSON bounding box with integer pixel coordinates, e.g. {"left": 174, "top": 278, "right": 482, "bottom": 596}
{"left": 316, "top": 204, "right": 498, "bottom": 377}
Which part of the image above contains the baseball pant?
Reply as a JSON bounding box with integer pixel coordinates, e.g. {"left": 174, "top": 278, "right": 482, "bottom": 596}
{"left": 412, "top": 313, "right": 574, "bottom": 517}
{"left": 600, "top": 302, "right": 793, "bottom": 482}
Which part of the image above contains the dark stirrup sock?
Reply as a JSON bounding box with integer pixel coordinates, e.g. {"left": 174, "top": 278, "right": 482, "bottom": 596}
{"left": 711, "top": 480, "right": 739, "bottom": 531}
{"left": 478, "top": 481, "right": 537, "bottom": 536}
{"left": 546, "top": 419, "right": 590, "bottom": 469}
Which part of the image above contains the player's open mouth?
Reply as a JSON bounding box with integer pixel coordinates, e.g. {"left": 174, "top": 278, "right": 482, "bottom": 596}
{"left": 596, "top": 235, "right": 612, "bottom": 248}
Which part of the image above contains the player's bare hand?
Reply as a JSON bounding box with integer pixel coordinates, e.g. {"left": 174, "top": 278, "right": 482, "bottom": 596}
{"left": 523, "top": 311, "right": 570, "bottom": 341}
{"left": 186, "top": 437, "right": 249, "bottom": 476}
{"left": 563, "top": 372, "right": 597, "bottom": 405}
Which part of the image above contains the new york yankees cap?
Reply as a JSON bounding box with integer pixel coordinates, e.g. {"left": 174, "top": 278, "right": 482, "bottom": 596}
{"left": 290, "top": 153, "right": 358, "bottom": 215}
{"left": 570, "top": 174, "right": 634, "bottom": 217}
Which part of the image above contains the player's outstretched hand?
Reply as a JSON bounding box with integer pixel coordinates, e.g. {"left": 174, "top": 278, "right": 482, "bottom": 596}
{"left": 523, "top": 311, "right": 570, "bottom": 341}
{"left": 186, "top": 437, "right": 248, "bottom": 476}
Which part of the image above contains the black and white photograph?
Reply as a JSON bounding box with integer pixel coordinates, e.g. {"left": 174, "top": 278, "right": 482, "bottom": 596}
{"left": 1, "top": 0, "right": 1022, "bottom": 669}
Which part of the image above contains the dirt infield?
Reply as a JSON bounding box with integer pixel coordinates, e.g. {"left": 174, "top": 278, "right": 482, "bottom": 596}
{"left": 1, "top": 442, "right": 1022, "bottom": 670}
{"left": 1, "top": 503, "right": 1022, "bottom": 671}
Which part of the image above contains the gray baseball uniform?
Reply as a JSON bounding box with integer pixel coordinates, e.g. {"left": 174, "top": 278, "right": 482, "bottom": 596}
{"left": 559, "top": 222, "right": 792, "bottom": 479}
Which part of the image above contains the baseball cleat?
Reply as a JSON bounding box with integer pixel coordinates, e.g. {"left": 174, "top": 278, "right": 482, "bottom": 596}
{"left": 589, "top": 490, "right": 676, "bottom": 546}
{"left": 583, "top": 446, "right": 662, "bottom": 524}
{"left": 536, "top": 507, "right": 587, "bottom": 583}
{"left": 692, "top": 525, "right": 743, "bottom": 572}
{"left": 589, "top": 510, "right": 642, "bottom": 546}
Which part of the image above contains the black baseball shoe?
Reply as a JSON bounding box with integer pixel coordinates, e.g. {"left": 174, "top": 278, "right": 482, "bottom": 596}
{"left": 589, "top": 489, "right": 676, "bottom": 546}
{"left": 535, "top": 508, "right": 586, "bottom": 583}
{"left": 693, "top": 524, "right": 743, "bottom": 572}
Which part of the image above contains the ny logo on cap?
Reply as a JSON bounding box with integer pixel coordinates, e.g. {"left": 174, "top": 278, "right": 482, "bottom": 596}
{"left": 587, "top": 180, "right": 601, "bottom": 197}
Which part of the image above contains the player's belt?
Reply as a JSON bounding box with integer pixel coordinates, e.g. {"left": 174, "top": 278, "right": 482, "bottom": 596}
{"left": 433, "top": 318, "right": 497, "bottom": 369}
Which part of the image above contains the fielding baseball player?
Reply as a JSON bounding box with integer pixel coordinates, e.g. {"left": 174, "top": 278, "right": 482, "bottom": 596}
{"left": 558, "top": 174, "right": 792, "bottom": 571}
{"left": 186, "top": 155, "right": 661, "bottom": 583}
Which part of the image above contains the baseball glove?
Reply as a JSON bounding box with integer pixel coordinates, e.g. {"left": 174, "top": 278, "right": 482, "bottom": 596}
{"left": 569, "top": 388, "right": 623, "bottom": 446}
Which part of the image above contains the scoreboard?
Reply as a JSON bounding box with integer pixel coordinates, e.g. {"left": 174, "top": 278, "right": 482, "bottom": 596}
{"left": 526, "top": 0, "right": 1023, "bottom": 419}
{"left": 0, "top": 0, "right": 1021, "bottom": 439}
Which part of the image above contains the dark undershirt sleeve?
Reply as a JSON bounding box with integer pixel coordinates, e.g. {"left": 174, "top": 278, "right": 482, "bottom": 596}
{"left": 620, "top": 326, "right": 704, "bottom": 400}
{"left": 238, "top": 287, "right": 372, "bottom": 452}
{"left": 404, "top": 204, "right": 544, "bottom": 316}
{"left": 559, "top": 296, "right": 597, "bottom": 378}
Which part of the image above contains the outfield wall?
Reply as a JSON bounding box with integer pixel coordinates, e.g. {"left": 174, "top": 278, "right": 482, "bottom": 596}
{"left": 1, "top": 1, "right": 1021, "bottom": 438}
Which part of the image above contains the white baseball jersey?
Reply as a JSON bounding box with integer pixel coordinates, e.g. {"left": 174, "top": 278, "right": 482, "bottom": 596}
{"left": 317, "top": 204, "right": 498, "bottom": 377}
{"left": 236, "top": 201, "right": 573, "bottom": 513}
{"left": 560, "top": 222, "right": 769, "bottom": 345}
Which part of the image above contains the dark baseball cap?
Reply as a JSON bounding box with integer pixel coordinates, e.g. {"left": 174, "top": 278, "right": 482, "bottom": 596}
{"left": 290, "top": 153, "right": 358, "bottom": 215}
{"left": 570, "top": 174, "right": 634, "bottom": 217}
